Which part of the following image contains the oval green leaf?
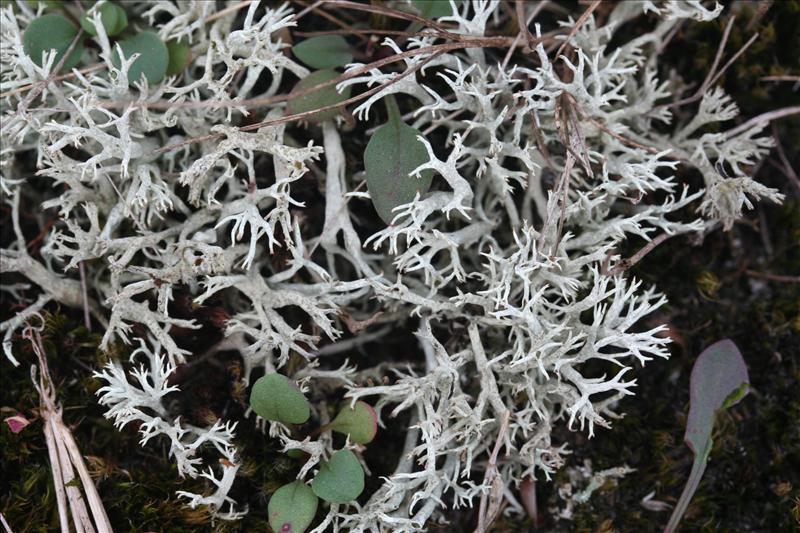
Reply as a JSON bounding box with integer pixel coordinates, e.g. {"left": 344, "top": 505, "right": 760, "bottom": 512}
{"left": 109, "top": 4, "right": 128, "bottom": 36}
{"left": 685, "top": 339, "right": 749, "bottom": 455}
{"left": 311, "top": 449, "right": 364, "bottom": 504}
{"left": 249, "top": 373, "right": 310, "bottom": 425}
{"left": 286, "top": 69, "right": 351, "bottom": 123}
{"left": 165, "top": 39, "right": 191, "bottom": 77}
{"left": 292, "top": 35, "right": 352, "bottom": 69}
{"left": 268, "top": 481, "right": 318, "bottom": 533}
{"left": 413, "top": 0, "right": 457, "bottom": 18}
{"left": 80, "top": 2, "right": 119, "bottom": 37}
{"left": 113, "top": 31, "right": 169, "bottom": 85}
{"left": 364, "top": 97, "right": 433, "bottom": 224}
{"left": 329, "top": 401, "right": 377, "bottom": 444}
{"left": 23, "top": 14, "right": 84, "bottom": 70}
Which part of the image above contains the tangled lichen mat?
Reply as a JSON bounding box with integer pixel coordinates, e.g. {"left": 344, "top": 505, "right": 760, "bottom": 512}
{"left": 1, "top": 1, "right": 795, "bottom": 531}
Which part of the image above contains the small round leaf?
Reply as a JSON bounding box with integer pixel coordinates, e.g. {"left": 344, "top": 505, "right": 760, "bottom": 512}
{"left": 165, "top": 39, "right": 191, "bottom": 77}
{"left": 329, "top": 401, "right": 377, "bottom": 444}
{"left": 286, "top": 69, "right": 351, "bottom": 123}
{"left": 23, "top": 14, "right": 84, "bottom": 70}
{"left": 249, "top": 373, "right": 310, "bottom": 425}
{"left": 268, "top": 481, "right": 318, "bottom": 533}
{"left": 292, "top": 35, "right": 352, "bottom": 69}
{"left": 80, "top": 2, "right": 119, "bottom": 37}
{"left": 109, "top": 4, "right": 128, "bottom": 36}
{"left": 311, "top": 449, "right": 365, "bottom": 504}
{"left": 113, "top": 31, "right": 169, "bottom": 85}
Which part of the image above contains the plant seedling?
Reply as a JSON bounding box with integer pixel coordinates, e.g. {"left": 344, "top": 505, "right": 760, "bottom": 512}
{"left": 249, "top": 373, "right": 310, "bottom": 425}
{"left": 664, "top": 339, "right": 749, "bottom": 533}
{"left": 165, "top": 39, "right": 191, "bottom": 77}
{"left": 292, "top": 35, "right": 352, "bottom": 69}
{"left": 329, "top": 401, "right": 378, "bottom": 444}
{"left": 23, "top": 14, "right": 84, "bottom": 70}
{"left": 364, "top": 95, "right": 433, "bottom": 224}
{"left": 80, "top": 1, "right": 127, "bottom": 37}
{"left": 268, "top": 480, "right": 318, "bottom": 533}
{"left": 311, "top": 449, "right": 365, "bottom": 503}
{"left": 113, "top": 31, "right": 169, "bottom": 85}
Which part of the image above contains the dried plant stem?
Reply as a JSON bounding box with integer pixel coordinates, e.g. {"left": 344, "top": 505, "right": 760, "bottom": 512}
{"left": 24, "top": 324, "right": 112, "bottom": 533}
{"left": 13, "top": 29, "right": 85, "bottom": 119}
{"left": 554, "top": 0, "right": 602, "bottom": 59}
{"left": 607, "top": 230, "right": 693, "bottom": 277}
{"left": 724, "top": 106, "right": 800, "bottom": 138}
{"left": 744, "top": 270, "right": 800, "bottom": 283}
{"left": 202, "top": 0, "right": 257, "bottom": 24}
{"left": 154, "top": 47, "right": 451, "bottom": 154}
{"left": 476, "top": 410, "right": 511, "bottom": 533}
{"left": 0, "top": 513, "right": 12, "bottom": 533}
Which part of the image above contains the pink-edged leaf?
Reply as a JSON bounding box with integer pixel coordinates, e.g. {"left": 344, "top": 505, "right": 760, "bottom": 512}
{"left": 329, "top": 401, "right": 377, "bottom": 444}
{"left": 4, "top": 414, "right": 31, "bottom": 433}
{"left": 685, "top": 339, "right": 749, "bottom": 455}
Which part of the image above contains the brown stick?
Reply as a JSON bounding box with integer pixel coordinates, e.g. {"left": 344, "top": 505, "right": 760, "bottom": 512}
{"left": 745, "top": 270, "right": 800, "bottom": 283}
{"left": 12, "top": 28, "right": 85, "bottom": 119}
{"left": 724, "top": 106, "right": 800, "bottom": 138}
{"left": 476, "top": 410, "right": 511, "bottom": 533}
{"left": 607, "top": 231, "right": 687, "bottom": 277}
{"left": 554, "top": 0, "right": 602, "bottom": 59}
{"left": 153, "top": 47, "right": 452, "bottom": 155}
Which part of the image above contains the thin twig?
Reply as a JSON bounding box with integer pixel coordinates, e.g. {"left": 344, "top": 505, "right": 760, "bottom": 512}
{"left": 0, "top": 63, "right": 105, "bottom": 99}
{"left": 659, "top": 16, "right": 737, "bottom": 109}
{"left": 476, "top": 410, "right": 511, "bottom": 533}
{"left": 607, "top": 231, "right": 690, "bottom": 276}
{"left": 745, "top": 270, "right": 800, "bottom": 283}
{"left": 706, "top": 31, "right": 759, "bottom": 88}
{"left": 503, "top": 0, "right": 547, "bottom": 70}
{"left": 586, "top": 116, "right": 663, "bottom": 155}
{"left": 202, "top": 0, "right": 257, "bottom": 24}
{"left": 153, "top": 46, "right": 455, "bottom": 154}
{"left": 327, "top": 0, "right": 460, "bottom": 40}
{"left": 724, "top": 106, "right": 800, "bottom": 138}
{"left": 97, "top": 36, "right": 518, "bottom": 112}
{"left": 771, "top": 122, "right": 800, "bottom": 193}
{"left": 0, "top": 513, "right": 13, "bottom": 533}
{"left": 13, "top": 28, "right": 85, "bottom": 119}
{"left": 554, "top": 0, "right": 601, "bottom": 59}
{"left": 759, "top": 75, "right": 800, "bottom": 82}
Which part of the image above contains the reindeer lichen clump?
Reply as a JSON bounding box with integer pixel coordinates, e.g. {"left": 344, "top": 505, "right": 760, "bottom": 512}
{"left": 0, "top": 0, "right": 784, "bottom": 528}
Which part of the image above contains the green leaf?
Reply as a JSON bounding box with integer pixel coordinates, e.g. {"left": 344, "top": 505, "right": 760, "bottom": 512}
{"left": 413, "top": 0, "right": 457, "bottom": 18}
{"left": 311, "top": 449, "right": 364, "bottom": 504}
{"left": 80, "top": 1, "right": 126, "bottom": 37}
{"left": 113, "top": 31, "right": 169, "bottom": 85}
{"left": 165, "top": 39, "right": 191, "bottom": 77}
{"left": 23, "top": 14, "right": 84, "bottom": 70}
{"left": 249, "top": 373, "right": 310, "bottom": 425}
{"left": 292, "top": 35, "right": 352, "bottom": 69}
{"left": 109, "top": 4, "right": 128, "bottom": 36}
{"left": 36, "top": 0, "right": 62, "bottom": 10}
{"left": 286, "top": 69, "right": 351, "bottom": 123}
{"left": 329, "top": 401, "right": 377, "bottom": 444}
{"left": 364, "top": 96, "right": 433, "bottom": 224}
{"left": 665, "top": 339, "right": 749, "bottom": 533}
{"left": 268, "top": 481, "right": 318, "bottom": 533}
{"left": 684, "top": 339, "right": 749, "bottom": 455}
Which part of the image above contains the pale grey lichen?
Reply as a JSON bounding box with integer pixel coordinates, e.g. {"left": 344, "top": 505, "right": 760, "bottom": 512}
{"left": 0, "top": 0, "right": 784, "bottom": 528}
